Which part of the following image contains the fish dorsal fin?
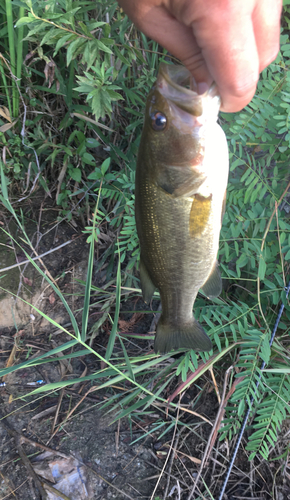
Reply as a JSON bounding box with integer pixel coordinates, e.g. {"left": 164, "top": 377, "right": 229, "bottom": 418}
{"left": 201, "top": 261, "right": 222, "bottom": 299}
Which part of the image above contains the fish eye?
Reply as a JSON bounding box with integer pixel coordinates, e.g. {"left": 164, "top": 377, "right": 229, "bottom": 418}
{"left": 151, "top": 111, "right": 167, "bottom": 131}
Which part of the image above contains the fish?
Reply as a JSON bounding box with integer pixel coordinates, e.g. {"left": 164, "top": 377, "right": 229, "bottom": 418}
{"left": 135, "top": 63, "right": 229, "bottom": 354}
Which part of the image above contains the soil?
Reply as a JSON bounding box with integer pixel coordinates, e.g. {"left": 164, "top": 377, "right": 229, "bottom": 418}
{"left": 1, "top": 196, "right": 290, "bottom": 500}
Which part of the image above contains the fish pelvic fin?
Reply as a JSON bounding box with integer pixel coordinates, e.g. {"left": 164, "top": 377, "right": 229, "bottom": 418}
{"left": 201, "top": 260, "right": 222, "bottom": 299}
{"left": 154, "top": 316, "right": 212, "bottom": 354}
{"left": 139, "top": 256, "right": 155, "bottom": 303}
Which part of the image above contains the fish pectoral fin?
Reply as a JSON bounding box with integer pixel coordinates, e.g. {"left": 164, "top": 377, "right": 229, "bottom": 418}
{"left": 139, "top": 257, "right": 155, "bottom": 303}
{"left": 201, "top": 261, "right": 222, "bottom": 299}
{"left": 154, "top": 316, "right": 212, "bottom": 354}
{"left": 189, "top": 194, "right": 212, "bottom": 237}
{"left": 221, "top": 188, "right": 227, "bottom": 225}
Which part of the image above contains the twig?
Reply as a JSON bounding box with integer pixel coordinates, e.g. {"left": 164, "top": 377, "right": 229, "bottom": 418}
{"left": 163, "top": 431, "right": 182, "bottom": 499}
{"left": 0, "top": 239, "right": 72, "bottom": 273}
{"left": 257, "top": 180, "right": 290, "bottom": 329}
{"left": 154, "top": 401, "right": 213, "bottom": 425}
{"left": 0, "top": 416, "right": 48, "bottom": 499}
{"left": 115, "top": 419, "right": 120, "bottom": 457}
{"left": 275, "top": 200, "right": 286, "bottom": 287}
{"left": 218, "top": 277, "right": 290, "bottom": 499}
{"left": 0, "top": 478, "right": 28, "bottom": 500}
{"left": 18, "top": 435, "right": 70, "bottom": 459}
{"left": 210, "top": 366, "right": 221, "bottom": 404}
{"left": 41, "top": 483, "right": 71, "bottom": 500}
{"left": 80, "top": 460, "right": 136, "bottom": 500}
{"left": 150, "top": 397, "right": 181, "bottom": 500}
{"left": 141, "top": 459, "right": 188, "bottom": 489}
{"left": 188, "top": 366, "right": 233, "bottom": 499}
{"left": 0, "top": 470, "right": 17, "bottom": 498}
{"left": 51, "top": 388, "right": 64, "bottom": 434}
{"left": 46, "top": 385, "right": 98, "bottom": 445}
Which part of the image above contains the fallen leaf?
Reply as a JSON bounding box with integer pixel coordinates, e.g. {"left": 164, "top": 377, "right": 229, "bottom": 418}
{"left": 44, "top": 59, "right": 56, "bottom": 88}
{"left": 72, "top": 112, "right": 114, "bottom": 132}
{"left": 118, "top": 312, "right": 144, "bottom": 332}
{"left": 16, "top": 253, "right": 27, "bottom": 263}
{"left": 100, "top": 360, "right": 107, "bottom": 370}
{"left": 0, "top": 120, "right": 18, "bottom": 132}
{"left": 49, "top": 292, "right": 55, "bottom": 304}
{"left": 0, "top": 106, "right": 11, "bottom": 122}
{"left": 25, "top": 50, "right": 36, "bottom": 63}
{"left": 13, "top": 330, "right": 25, "bottom": 338}
{"left": 3, "top": 344, "right": 17, "bottom": 381}
{"left": 23, "top": 276, "right": 33, "bottom": 286}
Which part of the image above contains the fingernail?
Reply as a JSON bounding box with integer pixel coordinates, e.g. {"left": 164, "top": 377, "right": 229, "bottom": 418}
{"left": 197, "top": 82, "right": 209, "bottom": 95}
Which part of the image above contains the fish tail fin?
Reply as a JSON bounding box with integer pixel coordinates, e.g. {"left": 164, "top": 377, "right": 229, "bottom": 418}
{"left": 154, "top": 317, "right": 212, "bottom": 354}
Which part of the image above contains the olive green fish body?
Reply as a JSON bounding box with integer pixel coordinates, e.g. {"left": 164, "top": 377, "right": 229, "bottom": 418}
{"left": 135, "top": 64, "right": 229, "bottom": 354}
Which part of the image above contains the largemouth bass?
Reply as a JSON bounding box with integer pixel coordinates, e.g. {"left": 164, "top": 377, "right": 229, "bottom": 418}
{"left": 135, "top": 63, "right": 229, "bottom": 354}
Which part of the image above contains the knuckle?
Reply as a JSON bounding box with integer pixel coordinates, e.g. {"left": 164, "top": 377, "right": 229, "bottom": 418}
{"left": 228, "top": 75, "right": 258, "bottom": 101}
{"left": 261, "top": 43, "right": 280, "bottom": 69}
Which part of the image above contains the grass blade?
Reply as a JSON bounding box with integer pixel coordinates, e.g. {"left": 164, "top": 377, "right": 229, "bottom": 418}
{"left": 0, "top": 160, "right": 9, "bottom": 200}
{"left": 0, "top": 339, "right": 78, "bottom": 377}
{"left": 0, "top": 58, "right": 12, "bottom": 115}
{"left": 81, "top": 231, "right": 94, "bottom": 341}
{"left": 119, "top": 336, "right": 135, "bottom": 381}
{"left": 105, "top": 249, "right": 121, "bottom": 360}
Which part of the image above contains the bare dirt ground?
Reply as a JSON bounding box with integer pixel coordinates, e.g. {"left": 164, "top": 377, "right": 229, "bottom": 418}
{"left": 1, "top": 198, "right": 290, "bottom": 500}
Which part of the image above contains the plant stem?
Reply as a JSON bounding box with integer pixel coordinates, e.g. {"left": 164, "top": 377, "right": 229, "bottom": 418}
{"left": 0, "top": 57, "right": 12, "bottom": 116}
{"left": 5, "top": 0, "right": 17, "bottom": 117}
{"left": 67, "top": 61, "right": 75, "bottom": 108}
{"left": 16, "top": 7, "right": 25, "bottom": 82}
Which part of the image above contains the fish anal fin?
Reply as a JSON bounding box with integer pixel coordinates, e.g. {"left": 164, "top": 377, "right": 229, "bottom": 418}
{"left": 201, "top": 261, "right": 222, "bottom": 299}
{"left": 139, "top": 257, "right": 155, "bottom": 304}
{"left": 154, "top": 316, "right": 212, "bottom": 354}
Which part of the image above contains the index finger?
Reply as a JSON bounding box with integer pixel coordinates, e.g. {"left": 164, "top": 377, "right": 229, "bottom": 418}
{"left": 191, "top": 9, "right": 259, "bottom": 111}
{"left": 185, "top": 1, "right": 281, "bottom": 111}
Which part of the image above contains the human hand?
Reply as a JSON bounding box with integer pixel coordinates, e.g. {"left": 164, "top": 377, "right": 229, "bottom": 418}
{"left": 117, "top": 0, "right": 282, "bottom": 112}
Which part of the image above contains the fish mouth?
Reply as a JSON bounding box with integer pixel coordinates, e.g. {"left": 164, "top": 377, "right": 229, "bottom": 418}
{"left": 157, "top": 63, "right": 220, "bottom": 117}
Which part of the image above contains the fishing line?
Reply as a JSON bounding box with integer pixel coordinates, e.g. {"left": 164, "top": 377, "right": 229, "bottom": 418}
{"left": 218, "top": 277, "right": 290, "bottom": 499}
